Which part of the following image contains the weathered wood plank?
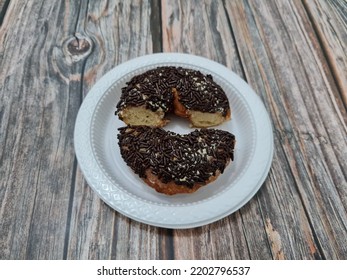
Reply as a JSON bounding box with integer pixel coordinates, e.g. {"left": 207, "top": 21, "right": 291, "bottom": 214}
{"left": 64, "top": 0, "right": 172, "bottom": 260}
{"left": 162, "top": 0, "right": 244, "bottom": 74}
{"left": 224, "top": 0, "right": 347, "bottom": 259}
{"left": 303, "top": 0, "right": 347, "bottom": 107}
{"left": 0, "top": 0, "right": 83, "bottom": 259}
{"left": 222, "top": 0, "right": 326, "bottom": 260}
{"left": 0, "top": 0, "right": 170, "bottom": 260}
{"left": 162, "top": 0, "right": 272, "bottom": 260}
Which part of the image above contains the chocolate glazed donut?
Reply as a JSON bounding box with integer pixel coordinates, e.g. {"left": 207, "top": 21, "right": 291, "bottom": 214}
{"left": 116, "top": 66, "right": 231, "bottom": 128}
{"left": 116, "top": 66, "right": 235, "bottom": 195}
{"left": 118, "top": 126, "right": 235, "bottom": 195}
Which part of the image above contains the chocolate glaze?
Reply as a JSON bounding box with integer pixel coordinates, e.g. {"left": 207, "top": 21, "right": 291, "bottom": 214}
{"left": 118, "top": 126, "right": 235, "bottom": 188}
{"left": 116, "top": 66, "right": 230, "bottom": 116}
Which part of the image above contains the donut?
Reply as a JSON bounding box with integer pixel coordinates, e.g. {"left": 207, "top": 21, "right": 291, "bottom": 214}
{"left": 118, "top": 126, "right": 236, "bottom": 195}
{"left": 115, "top": 66, "right": 231, "bottom": 127}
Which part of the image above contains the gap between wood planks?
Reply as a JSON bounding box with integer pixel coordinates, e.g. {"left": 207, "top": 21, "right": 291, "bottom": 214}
{"left": 150, "top": 0, "right": 163, "bottom": 53}
{"left": 0, "top": 0, "right": 11, "bottom": 26}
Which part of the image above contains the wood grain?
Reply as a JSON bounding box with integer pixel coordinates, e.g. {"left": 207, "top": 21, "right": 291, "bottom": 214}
{"left": 224, "top": 0, "right": 347, "bottom": 259}
{"left": 0, "top": 0, "right": 170, "bottom": 260}
{"left": 162, "top": 0, "right": 347, "bottom": 259}
{"left": 0, "top": 0, "right": 82, "bottom": 259}
{"left": 303, "top": 0, "right": 347, "bottom": 107}
{"left": 162, "top": 0, "right": 244, "bottom": 74}
{"left": 162, "top": 0, "right": 272, "bottom": 260}
{"left": 61, "top": 0, "right": 172, "bottom": 260}
{"left": 1, "top": 0, "right": 346, "bottom": 260}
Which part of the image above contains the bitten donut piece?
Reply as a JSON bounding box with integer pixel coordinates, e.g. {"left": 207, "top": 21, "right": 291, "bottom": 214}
{"left": 116, "top": 68, "right": 174, "bottom": 127}
{"left": 118, "top": 126, "right": 236, "bottom": 195}
{"left": 115, "top": 66, "right": 231, "bottom": 127}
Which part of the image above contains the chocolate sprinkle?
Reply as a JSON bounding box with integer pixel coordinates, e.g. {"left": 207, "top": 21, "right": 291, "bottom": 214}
{"left": 116, "top": 66, "right": 230, "bottom": 116}
{"left": 118, "top": 126, "right": 236, "bottom": 188}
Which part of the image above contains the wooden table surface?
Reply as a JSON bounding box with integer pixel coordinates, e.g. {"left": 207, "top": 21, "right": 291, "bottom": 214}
{"left": 1, "top": 0, "right": 346, "bottom": 260}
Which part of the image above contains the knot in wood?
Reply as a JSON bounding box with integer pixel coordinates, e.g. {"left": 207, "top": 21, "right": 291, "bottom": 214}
{"left": 64, "top": 34, "right": 93, "bottom": 62}
{"left": 68, "top": 38, "right": 90, "bottom": 55}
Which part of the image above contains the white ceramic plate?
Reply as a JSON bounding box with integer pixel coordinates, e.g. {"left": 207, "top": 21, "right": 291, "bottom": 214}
{"left": 74, "top": 53, "right": 273, "bottom": 229}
